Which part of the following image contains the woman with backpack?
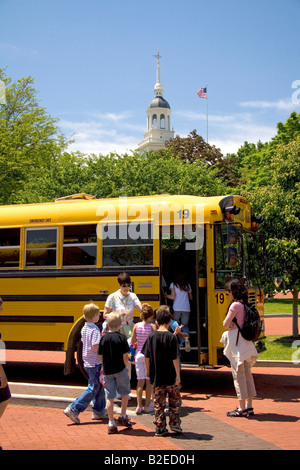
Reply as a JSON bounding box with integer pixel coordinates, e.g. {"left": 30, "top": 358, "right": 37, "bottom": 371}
{"left": 221, "top": 278, "right": 258, "bottom": 417}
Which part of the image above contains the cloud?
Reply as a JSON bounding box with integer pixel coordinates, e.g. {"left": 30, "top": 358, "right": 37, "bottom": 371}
{"left": 0, "top": 42, "right": 39, "bottom": 58}
{"left": 175, "top": 110, "right": 236, "bottom": 123}
{"left": 59, "top": 113, "right": 142, "bottom": 155}
{"left": 239, "top": 98, "right": 298, "bottom": 110}
{"left": 174, "top": 110, "right": 276, "bottom": 155}
{"left": 58, "top": 105, "right": 280, "bottom": 158}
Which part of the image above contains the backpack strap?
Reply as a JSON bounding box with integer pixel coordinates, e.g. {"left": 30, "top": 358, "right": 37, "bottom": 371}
{"left": 232, "top": 317, "right": 241, "bottom": 346}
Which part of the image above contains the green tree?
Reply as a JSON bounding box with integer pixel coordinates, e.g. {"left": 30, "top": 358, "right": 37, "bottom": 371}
{"left": 165, "top": 129, "right": 240, "bottom": 187}
{"left": 244, "top": 137, "right": 300, "bottom": 337}
{"left": 84, "top": 150, "right": 229, "bottom": 198}
{"left": 16, "top": 151, "right": 91, "bottom": 203}
{"left": 0, "top": 69, "right": 71, "bottom": 204}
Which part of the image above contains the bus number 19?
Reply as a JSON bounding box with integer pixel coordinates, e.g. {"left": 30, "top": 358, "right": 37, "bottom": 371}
{"left": 215, "top": 293, "right": 225, "bottom": 304}
{"left": 177, "top": 209, "right": 190, "bottom": 219}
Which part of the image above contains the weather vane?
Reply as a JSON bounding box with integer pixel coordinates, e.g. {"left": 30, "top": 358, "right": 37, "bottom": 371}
{"left": 153, "top": 50, "right": 162, "bottom": 63}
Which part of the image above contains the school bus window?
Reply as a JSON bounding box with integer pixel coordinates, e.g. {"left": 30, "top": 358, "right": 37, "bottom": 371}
{"left": 25, "top": 228, "right": 57, "bottom": 268}
{"left": 215, "top": 224, "right": 243, "bottom": 289}
{"left": 63, "top": 224, "right": 97, "bottom": 266}
{"left": 102, "top": 222, "right": 153, "bottom": 267}
{"left": 0, "top": 228, "right": 20, "bottom": 268}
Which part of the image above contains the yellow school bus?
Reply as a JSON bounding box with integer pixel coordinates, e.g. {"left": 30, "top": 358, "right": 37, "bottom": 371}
{"left": 0, "top": 193, "right": 264, "bottom": 374}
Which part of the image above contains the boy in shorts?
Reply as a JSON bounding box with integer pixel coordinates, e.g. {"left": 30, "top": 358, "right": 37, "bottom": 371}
{"left": 98, "top": 312, "right": 134, "bottom": 434}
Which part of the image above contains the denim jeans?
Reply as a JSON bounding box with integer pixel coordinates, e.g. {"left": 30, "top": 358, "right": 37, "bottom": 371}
{"left": 173, "top": 311, "right": 190, "bottom": 342}
{"left": 103, "top": 366, "right": 131, "bottom": 400}
{"left": 70, "top": 363, "right": 106, "bottom": 414}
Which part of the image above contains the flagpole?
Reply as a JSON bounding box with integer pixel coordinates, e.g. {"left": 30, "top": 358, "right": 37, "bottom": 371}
{"left": 206, "top": 83, "right": 208, "bottom": 143}
{"left": 196, "top": 85, "right": 208, "bottom": 142}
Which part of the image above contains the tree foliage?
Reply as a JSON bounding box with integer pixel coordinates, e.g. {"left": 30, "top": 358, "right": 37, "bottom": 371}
{"left": 0, "top": 69, "right": 71, "bottom": 204}
{"left": 239, "top": 115, "right": 300, "bottom": 336}
{"left": 81, "top": 150, "right": 228, "bottom": 199}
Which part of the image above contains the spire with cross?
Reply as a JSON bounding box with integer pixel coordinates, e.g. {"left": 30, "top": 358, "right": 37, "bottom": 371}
{"left": 137, "top": 50, "right": 174, "bottom": 152}
{"left": 153, "top": 50, "right": 162, "bottom": 64}
{"left": 153, "top": 51, "right": 163, "bottom": 96}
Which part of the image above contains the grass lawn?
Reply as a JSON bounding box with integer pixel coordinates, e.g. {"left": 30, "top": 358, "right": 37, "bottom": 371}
{"left": 259, "top": 335, "right": 300, "bottom": 361}
{"left": 263, "top": 298, "right": 299, "bottom": 315}
{"left": 260, "top": 299, "right": 300, "bottom": 360}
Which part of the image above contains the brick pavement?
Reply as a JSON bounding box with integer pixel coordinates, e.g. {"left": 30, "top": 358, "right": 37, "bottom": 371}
{"left": 0, "top": 316, "right": 299, "bottom": 451}
{"left": 1, "top": 382, "right": 284, "bottom": 451}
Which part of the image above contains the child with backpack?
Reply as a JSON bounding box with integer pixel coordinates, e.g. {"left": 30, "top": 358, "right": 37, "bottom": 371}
{"left": 221, "top": 278, "right": 259, "bottom": 418}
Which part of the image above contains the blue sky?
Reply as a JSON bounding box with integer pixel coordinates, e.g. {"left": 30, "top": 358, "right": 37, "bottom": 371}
{"left": 1, "top": 0, "right": 299, "bottom": 156}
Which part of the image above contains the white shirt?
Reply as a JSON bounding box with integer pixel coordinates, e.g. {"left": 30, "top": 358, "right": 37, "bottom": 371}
{"left": 81, "top": 322, "right": 101, "bottom": 368}
{"left": 170, "top": 283, "right": 192, "bottom": 312}
{"left": 105, "top": 289, "right": 141, "bottom": 325}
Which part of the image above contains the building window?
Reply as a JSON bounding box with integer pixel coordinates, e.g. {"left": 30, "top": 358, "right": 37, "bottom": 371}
{"left": 160, "top": 114, "right": 165, "bottom": 129}
{"left": 152, "top": 114, "right": 157, "bottom": 129}
{"left": 63, "top": 224, "right": 97, "bottom": 266}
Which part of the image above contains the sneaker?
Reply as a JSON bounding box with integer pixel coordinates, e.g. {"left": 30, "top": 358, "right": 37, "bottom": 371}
{"left": 92, "top": 410, "right": 108, "bottom": 420}
{"left": 143, "top": 405, "right": 154, "bottom": 413}
{"left": 136, "top": 407, "right": 143, "bottom": 415}
{"left": 155, "top": 427, "right": 168, "bottom": 436}
{"left": 107, "top": 424, "right": 118, "bottom": 434}
{"left": 184, "top": 339, "right": 191, "bottom": 352}
{"left": 117, "top": 415, "right": 134, "bottom": 428}
{"left": 170, "top": 425, "right": 183, "bottom": 433}
{"left": 63, "top": 406, "right": 80, "bottom": 424}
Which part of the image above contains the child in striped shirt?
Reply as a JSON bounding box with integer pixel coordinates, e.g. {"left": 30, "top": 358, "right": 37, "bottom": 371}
{"left": 131, "top": 304, "right": 156, "bottom": 414}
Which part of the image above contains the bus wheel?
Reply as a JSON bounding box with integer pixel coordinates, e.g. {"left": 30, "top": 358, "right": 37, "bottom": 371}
{"left": 76, "top": 340, "right": 88, "bottom": 379}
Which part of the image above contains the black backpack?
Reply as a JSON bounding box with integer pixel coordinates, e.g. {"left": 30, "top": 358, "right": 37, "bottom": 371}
{"left": 233, "top": 303, "right": 262, "bottom": 345}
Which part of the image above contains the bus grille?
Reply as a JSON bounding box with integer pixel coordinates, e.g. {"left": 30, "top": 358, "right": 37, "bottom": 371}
{"left": 248, "top": 291, "right": 256, "bottom": 305}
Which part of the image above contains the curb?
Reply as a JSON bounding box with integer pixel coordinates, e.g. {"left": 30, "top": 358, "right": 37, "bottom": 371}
{"left": 10, "top": 393, "right": 76, "bottom": 409}
{"left": 8, "top": 382, "right": 138, "bottom": 414}
{"left": 255, "top": 360, "right": 300, "bottom": 368}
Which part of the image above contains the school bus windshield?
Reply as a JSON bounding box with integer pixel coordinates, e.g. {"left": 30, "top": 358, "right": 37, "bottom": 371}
{"left": 215, "top": 224, "right": 244, "bottom": 289}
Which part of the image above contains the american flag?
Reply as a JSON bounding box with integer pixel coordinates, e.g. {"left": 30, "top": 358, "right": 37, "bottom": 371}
{"left": 197, "top": 87, "right": 207, "bottom": 99}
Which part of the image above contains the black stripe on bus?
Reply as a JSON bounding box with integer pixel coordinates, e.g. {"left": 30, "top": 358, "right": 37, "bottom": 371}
{"left": 0, "top": 315, "right": 74, "bottom": 323}
{"left": 0, "top": 268, "right": 160, "bottom": 279}
{"left": 4, "top": 341, "right": 64, "bottom": 351}
{"left": 0, "top": 294, "right": 159, "bottom": 302}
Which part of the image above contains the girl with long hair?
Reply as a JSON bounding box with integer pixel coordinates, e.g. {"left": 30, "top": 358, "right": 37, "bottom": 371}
{"left": 131, "top": 304, "right": 156, "bottom": 414}
{"left": 164, "top": 272, "right": 192, "bottom": 352}
{"left": 221, "top": 279, "right": 258, "bottom": 417}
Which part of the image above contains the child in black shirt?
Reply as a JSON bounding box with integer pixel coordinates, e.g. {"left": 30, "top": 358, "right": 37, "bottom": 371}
{"left": 142, "top": 305, "right": 182, "bottom": 436}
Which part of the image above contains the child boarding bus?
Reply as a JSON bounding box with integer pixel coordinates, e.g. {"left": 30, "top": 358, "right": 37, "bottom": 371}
{"left": 0, "top": 193, "right": 265, "bottom": 375}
